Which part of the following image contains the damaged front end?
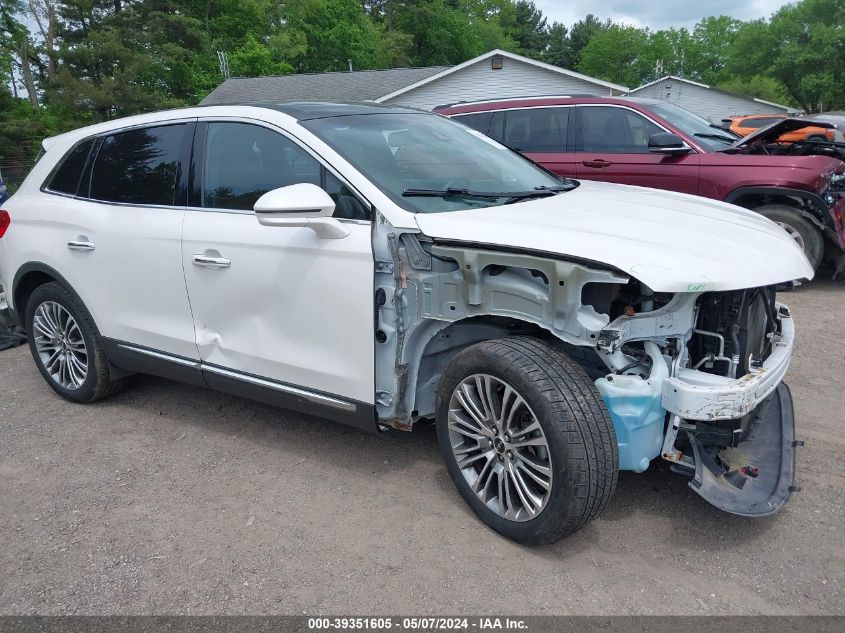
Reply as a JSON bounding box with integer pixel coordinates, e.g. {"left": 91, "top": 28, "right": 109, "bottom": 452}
{"left": 597, "top": 285, "right": 802, "bottom": 516}
{"left": 372, "top": 216, "right": 802, "bottom": 517}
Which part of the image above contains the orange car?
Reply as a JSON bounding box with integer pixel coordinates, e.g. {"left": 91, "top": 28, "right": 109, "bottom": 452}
{"left": 724, "top": 114, "right": 835, "bottom": 142}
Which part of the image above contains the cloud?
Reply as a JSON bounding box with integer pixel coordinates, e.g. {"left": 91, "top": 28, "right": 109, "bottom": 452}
{"left": 533, "top": 0, "right": 791, "bottom": 30}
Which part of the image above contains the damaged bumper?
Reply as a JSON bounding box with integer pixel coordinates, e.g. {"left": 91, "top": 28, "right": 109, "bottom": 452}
{"left": 662, "top": 306, "right": 794, "bottom": 421}
{"left": 832, "top": 195, "right": 845, "bottom": 249}
{"left": 686, "top": 382, "right": 801, "bottom": 516}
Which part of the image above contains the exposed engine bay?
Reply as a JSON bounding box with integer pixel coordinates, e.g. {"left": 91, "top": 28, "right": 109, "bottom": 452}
{"left": 729, "top": 117, "right": 845, "bottom": 161}
{"left": 736, "top": 138, "right": 845, "bottom": 163}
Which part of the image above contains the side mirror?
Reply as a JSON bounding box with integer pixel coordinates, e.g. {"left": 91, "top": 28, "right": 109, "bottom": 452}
{"left": 254, "top": 183, "right": 349, "bottom": 239}
{"left": 648, "top": 132, "right": 692, "bottom": 155}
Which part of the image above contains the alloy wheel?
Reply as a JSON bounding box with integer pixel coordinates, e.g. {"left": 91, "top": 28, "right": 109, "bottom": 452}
{"left": 776, "top": 221, "right": 806, "bottom": 251}
{"left": 32, "top": 301, "right": 88, "bottom": 390}
{"left": 447, "top": 374, "right": 552, "bottom": 522}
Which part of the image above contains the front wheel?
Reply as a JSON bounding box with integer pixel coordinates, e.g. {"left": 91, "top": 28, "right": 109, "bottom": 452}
{"left": 435, "top": 337, "right": 618, "bottom": 545}
{"left": 754, "top": 204, "right": 825, "bottom": 271}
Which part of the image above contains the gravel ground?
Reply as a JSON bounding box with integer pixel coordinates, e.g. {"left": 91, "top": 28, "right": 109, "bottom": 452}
{"left": 0, "top": 281, "right": 842, "bottom": 615}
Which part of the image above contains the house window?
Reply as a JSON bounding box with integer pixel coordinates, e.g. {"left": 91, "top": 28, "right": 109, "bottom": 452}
{"left": 491, "top": 54, "right": 503, "bottom": 70}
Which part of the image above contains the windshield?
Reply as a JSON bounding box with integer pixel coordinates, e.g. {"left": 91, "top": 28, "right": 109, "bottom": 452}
{"left": 301, "top": 112, "right": 566, "bottom": 213}
{"left": 646, "top": 102, "right": 739, "bottom": 151}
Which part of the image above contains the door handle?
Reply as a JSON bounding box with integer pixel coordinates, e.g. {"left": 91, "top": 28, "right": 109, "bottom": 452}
{"left": 192, "top": 254, "right": 231, "bottom": 268}
{"left": 581, "top": 159, "right": 613, "bottom": 168}
{"left": 67, "top": 240, "right": 96, "bottom": 251}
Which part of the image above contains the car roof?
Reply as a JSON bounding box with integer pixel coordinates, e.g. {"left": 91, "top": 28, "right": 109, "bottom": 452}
{"left": 434, "top": 95, "right": 666, "bottom": 114}
{"left": 203, "top": 100, "right": 426, "bottom": 120}
{"left": 41, "top": 101, "right": 430, "bottom": 149}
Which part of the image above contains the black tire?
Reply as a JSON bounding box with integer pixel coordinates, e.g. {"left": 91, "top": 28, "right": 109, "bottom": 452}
{"left": 754, "top": 204, "right": 825, "bottom": 271}
{"left": 25, "top": 282, "right": 127, "bottom": 403}
{"left": 435, "top": 336, "right": 618, "bottom": 545}
{"left": 806, "top": 134, "right": 827, "bottom": 142}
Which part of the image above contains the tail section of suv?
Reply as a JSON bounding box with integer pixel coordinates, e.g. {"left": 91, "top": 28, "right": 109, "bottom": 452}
{"left": 0, "top": 102, "right": 813, "bottom": 544}
{"left": 437, "top": 96, "right": 845, "bottom": 274}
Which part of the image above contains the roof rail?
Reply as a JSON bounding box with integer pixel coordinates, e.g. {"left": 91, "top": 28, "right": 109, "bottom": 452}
{"left": 433, "top": 94, "right": 598, "bottom": 110}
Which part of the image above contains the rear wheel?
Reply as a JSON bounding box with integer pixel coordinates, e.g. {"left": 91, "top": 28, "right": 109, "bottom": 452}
{"left": 754, "top": 204, "right": 824, "bottom": 270}
{"left": 435, "top": 336, "right": 618, "bottom": 545}
{"left": 25, "top": 282, "right": 126, "bottom": 403}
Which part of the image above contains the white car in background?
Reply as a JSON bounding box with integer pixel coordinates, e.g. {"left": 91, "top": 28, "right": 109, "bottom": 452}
{"left": 0, "top": 102, "right": 811, "bottom": 544}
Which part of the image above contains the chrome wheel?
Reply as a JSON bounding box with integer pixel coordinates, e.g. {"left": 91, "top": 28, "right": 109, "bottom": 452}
{"left": 447, "top": 374, "right": 552, "bottom": 522}
{"left": 32, "top": 301, "right": 88, "bottom": 390}
{"left": 776, "top": 221, "right": 806, "bottom": 251}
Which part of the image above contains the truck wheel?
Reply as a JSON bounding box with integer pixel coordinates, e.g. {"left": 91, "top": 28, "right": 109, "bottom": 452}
{"left": 754, "top": 204, "right": 824, "bottom": 270}
{"left": 25, "top": 282, "right": 127, "bottom": 403}
{"left": 435, "top": 336, "right": 618, "bottom": 545}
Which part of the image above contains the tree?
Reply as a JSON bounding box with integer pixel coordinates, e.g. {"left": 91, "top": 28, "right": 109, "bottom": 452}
{"left": 1, "top": 0, "right": 40, "bottom": 106}
{"left": 229, "top": 34, "right": 292, "bottom": 77}
{"left": 27, "top": 1, "right": 58, "bottom": 82}
{"left": 717, "top": 76, "right": 792, "bottom": 106}
{"left": 394, "top": 0, "right": 486, "bottom": 66}
{"left": 577, "top": 25, "right": 653, "bottom": 88}
{"left": 542, "top": 22, "right": 570, "bottom": 67}
{"left": 511, "top": 0, "right": 547, "bottom": 57}
{"left": 687, "top": 16, "right": 742, "bottom": 84}
{"left": 566, "top": 14, "right": 612, "bottom": 69}
{"left": 275, "top": 0, "right": 389, "bottom": 72}
{"left": 766, "top": 0, "right": 845, "bottom": 112}
{"left": 49, "top": 0, "right": 211, "bottom": 120}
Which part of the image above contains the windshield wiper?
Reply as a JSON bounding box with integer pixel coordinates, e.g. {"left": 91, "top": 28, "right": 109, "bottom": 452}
{"left": 502, "top": 184, "right": 576, "bottom": 204}
{"left": 694, "top": 132, "right": 737, "bottom": 144}
{"left": 402, "top": 184, "right": 576, "bottom": 203}
{"left": 402, "top": 188, "right": 508, "bottom": 199}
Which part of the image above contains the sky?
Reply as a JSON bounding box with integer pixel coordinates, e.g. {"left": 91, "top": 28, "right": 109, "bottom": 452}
{"left": 532, "top": 0, "right": 793, "bottom": 30}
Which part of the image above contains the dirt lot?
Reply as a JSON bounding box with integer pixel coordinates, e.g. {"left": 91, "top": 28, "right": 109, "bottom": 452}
{"left": 0, "top": 281, "right": 842, "bottom": 616}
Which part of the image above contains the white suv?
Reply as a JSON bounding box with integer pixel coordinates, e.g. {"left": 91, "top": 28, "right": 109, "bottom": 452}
{"left": 0, "top": 103, "right": 811, "bottom": 544}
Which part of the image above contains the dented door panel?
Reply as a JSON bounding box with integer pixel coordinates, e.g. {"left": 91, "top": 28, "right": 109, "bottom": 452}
{"left": 182, "top": 210, "right": 375, "bottom": 403}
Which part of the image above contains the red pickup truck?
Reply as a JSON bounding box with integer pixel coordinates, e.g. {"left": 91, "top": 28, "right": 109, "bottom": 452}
{"left": 436, "top": 96, "right": 845, "bottom": 274}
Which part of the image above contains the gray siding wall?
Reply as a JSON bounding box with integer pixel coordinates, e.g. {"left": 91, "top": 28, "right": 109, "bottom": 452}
{"left": 382, "top": 58, "right": 620, "bottom": 110}
{"left": 629, "top": 80, "right": 789, "bottom": 122}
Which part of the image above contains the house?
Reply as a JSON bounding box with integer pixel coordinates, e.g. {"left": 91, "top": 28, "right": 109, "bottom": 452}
{"left": 627, "top": 75, "right": 799, "bottom": 122}
{"left": 200, "top": 49, "right": 629, "bottom": 111}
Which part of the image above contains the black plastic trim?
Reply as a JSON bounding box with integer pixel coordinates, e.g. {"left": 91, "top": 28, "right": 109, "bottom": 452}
{"left": 100, "top": 339, "right": 206, "bottom": 388}
{"left": 12, "top": 262, "right": 86, "bottom": 330}
{"left": 101, "top": 339, "right": 378, "bottom": 433}
{"left": 725, "top": 186, "right": 830, "bottom": 217}
{"left": 202, "top": 366, "right": 376, "bottom": 432}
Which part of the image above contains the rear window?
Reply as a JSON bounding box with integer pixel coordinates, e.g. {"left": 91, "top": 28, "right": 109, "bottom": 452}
{"left": 90, "top": 124, "right": 186, "bottom": 206}
{"left": 742, "top": 117, "right": 783, "bottom": 129}
{"left": 45, "top": 139, "right": 95, "bottom": 195}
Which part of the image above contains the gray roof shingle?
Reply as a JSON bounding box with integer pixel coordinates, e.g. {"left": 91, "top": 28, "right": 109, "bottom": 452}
{"left": 200, "top": 66, "right": 450, "bottom": 105}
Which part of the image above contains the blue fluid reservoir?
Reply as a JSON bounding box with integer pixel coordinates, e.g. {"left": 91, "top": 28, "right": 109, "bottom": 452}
{"left": 595, "top": 345, "right": 668, "bottom": 473}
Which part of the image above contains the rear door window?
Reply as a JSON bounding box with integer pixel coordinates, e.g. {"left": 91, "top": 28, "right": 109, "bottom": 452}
{"left": 451, "top": 112, "right": 492, "bottom": 134}
{"left": 504, "top": 108, "right": 569, "bottom": 152}
{"left": 90, "top": 124, "right": 187, "bottom": 205}
{"left": 45, "top": 138, "right": 95, "bottom": 196}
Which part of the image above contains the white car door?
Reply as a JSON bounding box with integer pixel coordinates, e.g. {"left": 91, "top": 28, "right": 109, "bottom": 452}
{"left": 43, "top": 121, "right": 199, "bottom": 360}
{"left": 181, "top": 120, "right": 375, "bottom": 417}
